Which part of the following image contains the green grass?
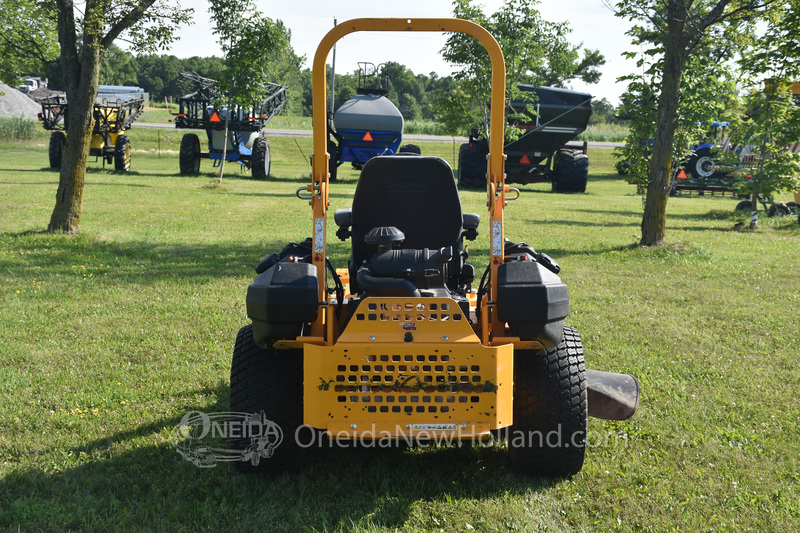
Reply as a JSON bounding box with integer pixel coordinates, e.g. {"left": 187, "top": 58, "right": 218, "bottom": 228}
{"left": 577, "top": 123, "right": 628, "bottom": 143}
{"left": 0, "top": 117, "right": 45, "bottom": 141}
{"left": 1, "top": 135, "right": 799, "bottom": 532}
{"left": 403, "top": 120, "right": 453, "bottom": 136}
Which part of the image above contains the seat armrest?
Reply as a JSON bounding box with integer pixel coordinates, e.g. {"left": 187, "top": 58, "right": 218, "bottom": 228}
{"left": 334, "top": 208, "right": 352, "bottom": 241}
{"left": 463, "top": 213, "right": 480, "bottom": 229}
{"left": 334, "top": 208, "right": 352, "bottom": 228}
{"left": 462, "top": 213, "right": 480, "bottom": 241}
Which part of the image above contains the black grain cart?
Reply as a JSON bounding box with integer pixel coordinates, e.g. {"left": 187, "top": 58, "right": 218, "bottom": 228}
{"left": 458, "top": 85, "right": 593, "bottom": 192}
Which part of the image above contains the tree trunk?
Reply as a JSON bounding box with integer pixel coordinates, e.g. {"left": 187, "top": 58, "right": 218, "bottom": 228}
{"left": 749, "top": 188, "right": 759, "bottom": 229}
{"left": 640, "top": 2, "right": 690, "bottom": 246}
{"left": 749, "top": 151, "right": 766, "bottom": 229}
{"left": 216, "top": 78, "right": 235, "bottom": 187}
{"left": 48, "top": 11, "right": 102, "bottom": 233}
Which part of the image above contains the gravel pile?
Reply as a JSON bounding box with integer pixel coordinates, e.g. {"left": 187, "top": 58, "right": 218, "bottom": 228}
{"left": 0, "top": 81, "right": 43, "bottom": 120}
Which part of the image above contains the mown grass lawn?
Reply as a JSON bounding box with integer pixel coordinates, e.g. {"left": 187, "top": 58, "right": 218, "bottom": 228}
{"left": 1, "top": 132, "right": 798, "bottom": 532}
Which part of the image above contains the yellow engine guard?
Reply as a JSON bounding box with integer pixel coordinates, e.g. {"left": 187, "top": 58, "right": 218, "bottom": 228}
{"left": 304, "top": 297, "right": 513, "bottom": 439}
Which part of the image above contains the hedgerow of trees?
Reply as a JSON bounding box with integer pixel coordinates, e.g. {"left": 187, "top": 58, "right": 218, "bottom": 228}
{"left": 9, "top": 46, "right": 463, "bottom": 122}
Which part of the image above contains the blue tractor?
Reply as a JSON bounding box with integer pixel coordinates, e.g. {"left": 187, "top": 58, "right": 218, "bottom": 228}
{"left": 674, "top": 120, "right": 739, "bottom": 194}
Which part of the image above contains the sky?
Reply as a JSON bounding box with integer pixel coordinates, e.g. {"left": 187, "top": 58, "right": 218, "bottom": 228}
{"left": 167, "top": 0, "right": 638, "bottom": 105}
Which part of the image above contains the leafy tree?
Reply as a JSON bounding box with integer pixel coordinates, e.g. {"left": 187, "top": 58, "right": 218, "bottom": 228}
{"left": 125, "top": 54, "right": 228, "bottom": 103}
{"left": 206, "top": 0, "right": 300, "bottom": 182}
{"left": 589, "top": 98, "right": 620, "bottom": 125}
{"left": 332, "top": 67, "right": 358, "bottom": 112}
{"left": 724, "top": 4, "right": 800, "bottom": 228}
{"left": 614, "top": 36, "right": 742, "bottom": 191}
{"left": 2, "top": 0, "right": 192, "bottom": 233}
{"left": 0, "top": 0, "right": 59, "bottom": 86}
{"left": 294, "top": 62, "right": 457, "bottom": 122}
{"left": 611, "top": 0, "right": 775, "bottom": 245}
{"left": 439, "top": 0, "right": 605, "bottom": 136}
{"left": 208, "top": 0, "right": 298, "bottom": 106}
{"left": 136, "top": 54, "right": 181, "bottom": 101}
{"left": 398, "top": 93, "right": 422, "bottom": 121}
{"left": 99, "top": 44, "right": 138, "bottom": 86}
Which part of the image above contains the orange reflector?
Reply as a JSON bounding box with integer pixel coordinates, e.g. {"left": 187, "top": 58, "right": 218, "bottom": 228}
{"left": 209, "top": 111, "right": 221, "bottom": 123}
{"left": 676, "top": 169, "right": 687, "bottom": 180}
{"left": 362, "top": 131, "right": 373, "bottom": 142}
{"left": 520, "top": 154, "right": 531, "bottom": 165}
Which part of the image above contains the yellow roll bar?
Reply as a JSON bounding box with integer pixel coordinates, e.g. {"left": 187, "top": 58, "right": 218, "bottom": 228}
{"left": 309, "top": 18, "right": 506, "bottom": 339}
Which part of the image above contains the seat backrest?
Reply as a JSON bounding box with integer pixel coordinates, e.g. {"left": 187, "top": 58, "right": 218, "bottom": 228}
{"left": 350, "top": 155, "right": 463, "bottom": 272}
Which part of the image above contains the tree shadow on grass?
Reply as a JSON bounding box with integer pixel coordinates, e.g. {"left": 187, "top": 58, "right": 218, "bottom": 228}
{"left": 559, "top": 207, "right": 756, "bottom": 232}
{"left": 84, "top": 181, "right": 151, "bottom": 188}
{"left": 0, "top": 167, "right": 61, "bottom": 174}
{"left": 0, "top": 382, "right": 560, "bottom": 532}
{"left": 0, "top": 232, "right": 353, "bottom": 284}
{"left": 227, "top": 190, "right": 357, "bottom": 201}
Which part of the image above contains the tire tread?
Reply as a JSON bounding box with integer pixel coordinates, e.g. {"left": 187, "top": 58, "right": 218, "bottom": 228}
{"left": 229, "top": 324, "right": 304, "bottom": 473}
{"left": 508, "top": 325, "right": 587, "bottom": 476}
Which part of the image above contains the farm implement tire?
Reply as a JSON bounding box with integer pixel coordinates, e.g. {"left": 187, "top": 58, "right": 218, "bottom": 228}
{"left": 398, "top": 144, "right": 421, "bottom": 154}
{"left": 114, "top": 135, "right": 131, "bottom": 172}
{"left": 786, "top": 201, "right": 799, "bottom": 216}
{"left": 687, "top": 147, "right": 716, "bottom": 179}
{"left": 327, "top": 140, "right": 339, "bottom": 182}
{"left": 508, "top": 325, "right": 587, "bottom": 477}
{"left": 552, "top": 148, "right": 588, "bottom": 193}
{"left": 229, "top": 324, "right": 305, "bottom": 474}
{"left": 736, "top": 200, "right": 752, "bottom": 211}
{"left": 179, "top": 133, "right": 201, "bottom": 175}
{"left": 768, "top": 203, "right": 791, "bottom": 218}
{"left": 457, "top": 142, "right": 488, "bottom": 189}
{"left": 49, "top": 131, "right": 65, "bottom": 169}
{"left": 252, "top": 137, "right": 271, "bottom": 180}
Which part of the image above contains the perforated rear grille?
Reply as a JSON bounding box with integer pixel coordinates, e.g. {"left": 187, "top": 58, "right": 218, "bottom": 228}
{"left": 303, "top": 297, "right": 513, "bottom": 432}
{"left": 353, "top": 301, "right": 463, "bottom": 323}
{"left": 334, "top": 353, "right": 488, "bottom": 414}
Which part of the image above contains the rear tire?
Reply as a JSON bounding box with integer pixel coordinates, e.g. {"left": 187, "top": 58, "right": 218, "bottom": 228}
{"left": 735, "top": 200, "right": 753, "bottom": 211}
{"left": 179, "top": 133, "right": 201, "bottom": 175}
{"left": 252, "top": 137, "right": 271, "bottom": 179}
{"left": 229, "top": 324, "right": 305, "bottom": 474}
{"left": 49, "top": 131, "right": 65, "bottom": 169}
{"left": 786, "top": 201, "right": 799, "bottom": 216}
{"left": 552, "top": 148, "right": 588, "bottom": 193}
{"left": 398, "top": 144, "right": 421, "bottom": 155}
{"left": 768, "top": 202, "right": 791, "bottom": 218}
{"left": 327, "top": 140, "right": 338, "bottom": 182}
{"left": 508, "top": 325, "right": 587, "bottom": 477}
{"left": 457, "top": 142, "right": 488, "bottom": 189}
{"left": 686, "top": 147, "right": 716, "bottom": 179}
{"left": 114, "top": 135, "right": 131, "bottom": 171}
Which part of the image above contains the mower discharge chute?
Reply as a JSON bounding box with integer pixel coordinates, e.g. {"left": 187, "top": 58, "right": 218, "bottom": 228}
{"left": 231, "top": 18, "right": 640, "bottom": 477}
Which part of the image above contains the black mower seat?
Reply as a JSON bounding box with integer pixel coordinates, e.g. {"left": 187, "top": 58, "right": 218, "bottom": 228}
{"left": 349, "top": 154, "right": 464, "bottom": 273}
